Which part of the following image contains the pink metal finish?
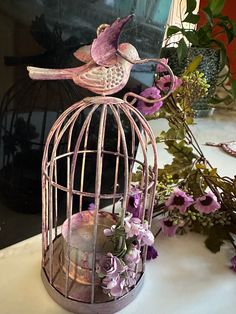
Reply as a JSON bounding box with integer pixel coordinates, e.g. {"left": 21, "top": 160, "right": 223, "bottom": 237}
{"left": 27, "top": 51, "right": 174, "bottom": 99}
{"left": 36, "top": 15, "right": 175, "bottom": 314}
{"left": 41, "top": 96, "right": 158, "bottom": 312}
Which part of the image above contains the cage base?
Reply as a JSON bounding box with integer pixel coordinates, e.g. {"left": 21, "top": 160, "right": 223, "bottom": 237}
{"left": 41, "top": 267, "right": 144, "bottom": 314}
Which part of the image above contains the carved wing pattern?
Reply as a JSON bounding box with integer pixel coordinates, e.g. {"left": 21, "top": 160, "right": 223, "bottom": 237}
{"left": 73, "top": 63, "right": 125, "bottom": 95}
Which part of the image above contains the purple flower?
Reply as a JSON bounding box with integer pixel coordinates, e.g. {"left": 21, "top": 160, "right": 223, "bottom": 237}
{"left": 159, "top": 218, "right": 178, "bottom": 237}
{"left": 124, "top": 215, "right": 155, "bottom": 246}
{"left": 97, "top": 253, "right": 126, "bottom": 278}
{"left": 103, "top": 276, "right": 126, "bottom": 297}
{"left": 88, "top": 203, "right": 96, "bottom": 211}
{"left": 136, "top": 220, "right": 155, "bottom": 246}
{"left": 165, "top": 187, "right": 193, "bottom": 213}
{"left": 230, "top": 255, "right": 236, "bottom": 272}
{"left": 124, "top": 246, "right": 141, "bottom": 266}
{"left": 194, "top": 192, "right": 220, "bottom": 214}
{"left": 102, "top": 276, "right": 119, "bottom": 290}
{"left": 147, "top": 245, "right": 158, "bottom": 260}
{"left": 156, "top": 58, "right": 169, "bottom": 73}
{"left": 127, "top": 187, "right": 142, "bottom": 218}
{"left": 124, "top": 216, "right": 142, "bottom": 238}
{"left": 104, "top": 224, "right": 117, "bottom": 237}
{"left": 140, "top": 229, "right": 155, "bottom": 246}
{"left": 126, "top": 268, "right": 137, "bottom": 287}
{"left": 156, "top": 75, "right": 182, "bottom": 92}
{"left": 136, "top": 87, "right": 163, "bottom": 115}
{"left": 103, "top": 228, "right": 113, "bottom": 236}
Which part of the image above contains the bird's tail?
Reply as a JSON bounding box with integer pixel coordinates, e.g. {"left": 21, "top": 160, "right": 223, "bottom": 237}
{"left": 27, "top": 66, "right": 74, "bottom": 80}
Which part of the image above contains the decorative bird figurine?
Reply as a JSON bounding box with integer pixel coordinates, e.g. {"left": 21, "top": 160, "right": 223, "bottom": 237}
{"left": 27, "top": 15, "right": 139, "bottom": 96}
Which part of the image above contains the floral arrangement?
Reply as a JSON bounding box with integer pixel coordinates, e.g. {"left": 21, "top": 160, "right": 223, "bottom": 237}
{"left": 132, "top": 57, "right": 236, "bottom": 271}
{"left": 95, "top": 57, "right": 236, "bottom": 298}
{"left": 96, "top": 193, "right": 155, "bottom": 297}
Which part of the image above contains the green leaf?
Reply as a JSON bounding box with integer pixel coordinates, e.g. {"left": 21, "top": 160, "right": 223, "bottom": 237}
{"left": 205, "top": 236, "right": 224, "bottom": 253}
{"left": 165, "top": 140, "right": 196, "bottom": 161}
{"left": 186, "top": 116, "right": 194, "bottom": 124}
{"left": 225, "top": 28, "right": 234, "bottom": 43}
{"left": 205, "top": 224, "right": 230, "bottom": 253}
{"left": 177, "top": 38, "right": 188, "bottom": 63}
{"left": 219, "top": 23, "right": 234, "bottom": 43}
{"left": 208, "top": 0, "right": 225, "bottom": 17}
{"left": 196, "top": 25, "right": 212, "bottom": 46}
{"left": 183, "top": 55, "right": 202, "bottom": 75}
{"left": 209, "top": 168, "right": 218, "bottom": 176}
{"left": 232, "top": 22, "right": 236, "bottom": 37}
{"left": 132, "top": 171, "right": 142, "bottom": 182}
{"left": 167, "top": 25, "right": 181, "bottom": 37}
{"left": 231, "top": 79, "right": 236, "bottom": 99}
{"left": 208, "top": 176, "right": 236, "bottom": 196}
{"left": 183, "top": 13, "right": 200, "bottom": 24}
{"left": 185, "top": 0, "right": 197, "bottom": 13}
{"left": 203, "top": 7, "right": 213, "bottom": 22}
{"left": 184, "top": 31, "right": 199, "bottom": 45}
{"left": 196, "top": 163, "right": 206, "bottom": 169}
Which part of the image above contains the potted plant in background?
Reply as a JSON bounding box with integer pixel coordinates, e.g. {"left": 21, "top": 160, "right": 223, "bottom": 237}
{"left": 161, "top": 0, "right": 236, "bottom": 115}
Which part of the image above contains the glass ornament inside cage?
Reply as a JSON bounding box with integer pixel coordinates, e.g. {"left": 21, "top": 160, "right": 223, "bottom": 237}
{"left": 30, "top": 15, "right": 174, "bottom": 314}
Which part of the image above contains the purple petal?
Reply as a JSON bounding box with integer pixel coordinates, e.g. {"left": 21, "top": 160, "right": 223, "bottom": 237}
{"left": 147, "top": 245, "right": 158, "bottom": 260}
{"left": 156, "top": 58, "right": 169, "bottom": 73}
{"left": 165, "top": 187, "right": 193, "bottom": 213}
{"left": 194, "top": 191, "right": 220, "bottom": 214}
{"left": 230, "top": 255, "right": 236, "bottom": 272}
{"left": 88, "top": 203, "right": 96, "bottom": 211}
{"left": 159, "top": 218, "right": 178, "bottom": 237}
{"left": 91, "top": 15, "right": 133, "bottom": 66}
{"left": 110, "top": 278, "right": 125, "bottom": 297}
{"left": 136, "top": 87, "right": 163, "bottom": 115}
{"left": 127, "top": 187, "right": 142, "bottom": 218}
{"left": 141, "top": 229, "right": 155, "bottom": 246}
{"left": 156, "top": 75, "right": 182, "bottom": 92}
{"left": 104, "top": 228, "right": 113, "bottom": 236}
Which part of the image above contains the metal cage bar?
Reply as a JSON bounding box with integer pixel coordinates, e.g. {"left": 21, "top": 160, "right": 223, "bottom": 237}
{"left": 41, "top": 96, "right": 158, "bottom": 309}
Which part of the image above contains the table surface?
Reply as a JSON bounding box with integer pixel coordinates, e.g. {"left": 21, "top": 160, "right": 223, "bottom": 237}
{"left": 1, "top": 110, "right": 236, "bottom": 314}
{"left": 1, "top": 232, "right": 236, "bottom": 314}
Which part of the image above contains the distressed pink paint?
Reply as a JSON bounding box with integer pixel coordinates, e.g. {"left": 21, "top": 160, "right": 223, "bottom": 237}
{"left": 27, "top": 14, "right": 176, "bottom": 314}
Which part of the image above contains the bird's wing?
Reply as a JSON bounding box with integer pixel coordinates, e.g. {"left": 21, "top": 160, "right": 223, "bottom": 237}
{"left": 73, "top": 63, "right": 126, "bottom": 95}
{"left": 91, "top": 15, "right": 133, "bottom": 67}
{"left": 73, "top": 45, "right": 92, "bottom": 63}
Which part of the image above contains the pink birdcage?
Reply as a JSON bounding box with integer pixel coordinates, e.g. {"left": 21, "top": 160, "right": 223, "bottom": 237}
{"left": 30, "top": 15, "right": 174, "bottom": 314}
{"left": 41, "top": 96, "right": 158, "bottom": 313}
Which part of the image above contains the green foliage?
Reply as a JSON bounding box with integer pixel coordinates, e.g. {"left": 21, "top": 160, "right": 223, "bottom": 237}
{"left": 207, "top": 0, "right": 225, "bottom": 17}
{"left": 205, "top": 224, "right": 230, "bottom": 253}
{"left": 183, "top": 13, "right": 200, "bottom": 24}
{"left": 185, "top": 0, "right": 197, "bottom": 13}
{"left": 167, "top": 25, "right": 181, "bottom": 37}
{"left": 165, "top": 0, "right": 236, "bottom": 99}
{"left": 133, "top": 65, "right": 236, "bottom": 257}
{"left": 166, "top": 0, "right": 232, "bottom": 51}
{"left": 231, "top": 79, "right": 236, "bottom": 99}
{"left": 177, "top": 38, "right": 188, "bottom": 62}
